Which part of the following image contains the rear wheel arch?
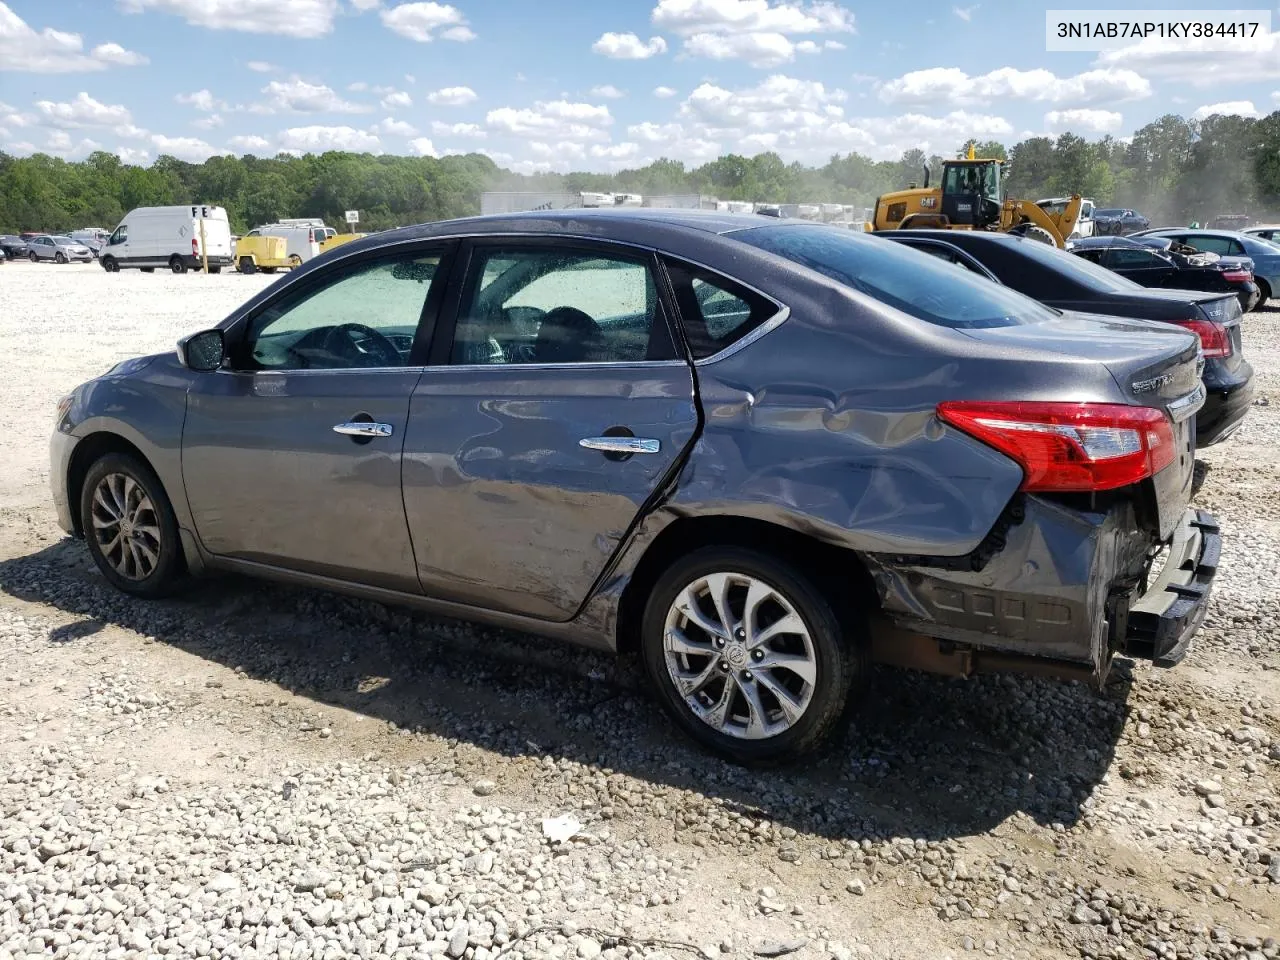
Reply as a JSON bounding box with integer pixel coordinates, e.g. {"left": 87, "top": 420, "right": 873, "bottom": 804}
{"left": 616, "top": 514, "right": 880, "bottom": 658}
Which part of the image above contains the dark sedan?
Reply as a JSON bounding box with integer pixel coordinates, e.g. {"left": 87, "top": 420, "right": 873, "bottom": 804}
{"left": 1131, "top": 228, "right": 1280, "bottom": 310}
{"left": 1094, "top": 208, "right": 1151, "bottom": 236}
{"left": 1070, "top": 235, "right": 1260, "bottom": 312}
{"left": 0, "top": 234, "right": 28, "bottom": 259}
{"left": 884, "top": 230, "right": 1253, "bottom": 447}
{"left": 50, "top": 210, "right": 1219, "bottom": 762}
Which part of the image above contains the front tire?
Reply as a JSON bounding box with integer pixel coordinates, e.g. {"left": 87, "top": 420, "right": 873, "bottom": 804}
{"left": 169, "top": 256, "right": 187, "bottom": 274}
{"left": 28, "top": 251, "right": 38, "bottom": 263}
{"left": 55, "top": 252, "right": 67, "bottom": 264}
{"left": 101, "top": 256, "right": 119, "bottom": 272}
{"left": 79, "top": 453, "right": 184, "bottom": 598}
{"left": 641, "top": 546, "right": 865, "bottom": 764}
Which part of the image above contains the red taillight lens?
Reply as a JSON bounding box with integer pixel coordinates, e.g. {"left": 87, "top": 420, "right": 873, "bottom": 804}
{"left": 192, "top": 238, "right": 199, "bottom": 256}
{"left": 937, "top": 401, "right": 1176, "bottom": 492}
{"left": 1222, "top": 269, "right": 1251, "bottom": 282}
{"left": 1173, "top": 318, "right": 1230, "bottom": 358}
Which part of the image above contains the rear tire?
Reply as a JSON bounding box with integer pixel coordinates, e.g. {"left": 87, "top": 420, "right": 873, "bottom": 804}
{"left": 238, "top": 256, "right": 257, "bottom": 275}
{"left": 169, "top": 256, "right": 187, "bottom": 274}
{"left": 1256, "top": 279, "right": 1271, "bottom": 311}
{"left": 79, "top": 453, "right": 184, "bottom": 599}
{"left": 641, "top": 546, "right": 866, "bottom": 765}
{"left": 289, "top": 254, "right": 303, "bottom": 268}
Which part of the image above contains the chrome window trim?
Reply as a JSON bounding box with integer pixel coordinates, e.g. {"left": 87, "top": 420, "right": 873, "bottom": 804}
{"left": 693, "top": 305, "right": 790, "bottom": 366}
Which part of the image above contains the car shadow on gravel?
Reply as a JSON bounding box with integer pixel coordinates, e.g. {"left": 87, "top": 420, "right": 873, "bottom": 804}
{"left": 0, "top": 538, "right": 1133, "bottom": 845}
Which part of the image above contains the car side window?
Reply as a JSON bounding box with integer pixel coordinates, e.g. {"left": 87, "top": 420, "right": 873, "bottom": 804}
{"left": 238, "top": 253, "right": 441, "bottom": 371}
{"left": 110, "top": 225, "right": 126, "bottom": 245}
{"left": 1187, "top": 235, "right": 1231, "bottom": 255}
{"left": 1227, "top": 239, "right": 1246, "bottom": 255}
{"left": 1109, "top": 248, "right": 1163, "bottom": 268}
{"left": 664, "top": 260, "right": 778, "bottom": 360}
{"left": 451, "top": 247, "right": 668, "bottom": 365}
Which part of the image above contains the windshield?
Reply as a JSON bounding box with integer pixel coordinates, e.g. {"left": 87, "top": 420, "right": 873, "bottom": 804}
{"left": 997, "top": 235, "right": 1144, "bottom": 292}
{"left": 733, "top": 224, "right": 1059, "bottom": 329}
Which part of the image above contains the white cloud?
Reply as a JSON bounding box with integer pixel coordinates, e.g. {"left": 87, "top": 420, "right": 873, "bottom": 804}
{"left": 652, "top": 0, "right": 854, "bottom": 65}
{"left": 35, "top": 92, "right": 133, "bottom": 129}
{"left": 176, "top": 89, "right": 224, "bottom": 112}
{"left": 409, "top": 137, "right": 438, "bottom": 156}
{"left": 228, "top": 134, "right": 271, "bottom": 151}
{"left": 405, "top": 73, "right": 416, "bottom": 84}
{"left": 116, "top": 146, "right": 150, "bottom": 163}
{"left": 1192, "top": 100, "right": 1260, "bottom": 120}
{"left": 1094, "top": 29, "right": 1280, "bottom": 86}
{"left": 427, "top": 85, "right": 478, "bottom": 106}
{"left": 590, "top": 142, "right": 640, "bottom": 160}
{"left": 486, "top": 100, "right": 613, "bottom": 142}
{"left": 246, "top": 60, "right": 277, "bottom": 72}
{"left": 373, "top": 116, "right": 418, "bottom": 136}
{"left": 953, "top": 4, "right": 977, "bottom": 20}
{"left": 258, "top": 77, "right": 371, "bottom": 114}
{"left": 1273, "top": 90, "right": 1280, "bottom": 103}
{"left": 591, "top": 32, "right": 668, "bottom": 58}
{"left": 431, "top": 121, "right": 486, "bottom": 137}
{"left": 626, "top": 121, "right": 722, "bottom": 161}
{"left": 150, "top": 133, "right": 228, "bottom": 162}
{"left": 192, "top": 113, "right": 226, "bottom": 130}
{"left": 45, "top": 131, "right": 102, "bottom": 160}
{"left": 1044, "top": 108, "right": 1123, "bottom": 133}
{"left": 350, "top": 0, "right": 382, "bottom": 9}
{"left": 0, "top": 2, "right": 148, "bottom": 72}
{"left": 879, "top": 66, "right": 1151, "bottom": 106}
{"left": 278, "top": 125, "right": 381, "bottom": 152}
{"left": 118, "top": 0, "right": 339, "bottom": 38}
{"left": 823, "top": 39, "right": 844, "bottom": 49}
{"left": 381, "top": 90, "right": 413, "bottom": 109}
{"left": 590, "top": 85, "right": 626, "bottom": 99}
{"left": 654, "top": 85, "right": 678, "bottom": 98}
{"left": 380, "top": 2, "right": 474, "bottom": 42}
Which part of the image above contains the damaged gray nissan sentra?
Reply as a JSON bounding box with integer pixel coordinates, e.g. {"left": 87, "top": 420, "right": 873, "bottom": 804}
{"left": 50, "top": 209, "right": 1221, "bottom": 763}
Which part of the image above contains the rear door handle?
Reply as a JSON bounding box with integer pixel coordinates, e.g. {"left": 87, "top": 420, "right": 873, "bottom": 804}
{"left": 579, "top": 436, "right": 660, "bottom": 454}
{"left": 333, "top": 421, "right": 394, "bottom": 438}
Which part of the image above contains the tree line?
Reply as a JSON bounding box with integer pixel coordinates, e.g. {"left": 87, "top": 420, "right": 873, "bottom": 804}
{"left": 0, "top": 110, "right": 1277, "bottom": 235}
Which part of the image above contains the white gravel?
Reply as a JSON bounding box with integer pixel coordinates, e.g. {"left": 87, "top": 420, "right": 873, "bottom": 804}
{"left": 0, "top": 259, "right": 1277, "bottom": 960}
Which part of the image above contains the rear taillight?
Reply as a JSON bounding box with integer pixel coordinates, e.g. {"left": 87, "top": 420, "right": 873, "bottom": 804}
{"left": 937, "top": 401, "right": 1176, "bottom": 493}
{"left": 192, "top": 238, "right": 199, "bottom": 256}
{"left": 308, "top": 229, "right": 315, "bottom": 243}
{"left": 1173, "top": 318, "right": 1230, "bottom": 358}
{"left": 1221, "top": 269, "right": 1251, "bottom": 282}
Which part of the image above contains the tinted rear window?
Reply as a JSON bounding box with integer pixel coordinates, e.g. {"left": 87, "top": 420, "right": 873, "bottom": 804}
{"left": 732, "top": 224, "right": 1057, "bottom": 329}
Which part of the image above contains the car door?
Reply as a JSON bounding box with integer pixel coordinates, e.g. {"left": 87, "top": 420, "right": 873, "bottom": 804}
{"left": 401, "top": 238, "right": 699, "bottom": 621}
{"left": 181, "top": 243, "right": 455, "bottom": 592}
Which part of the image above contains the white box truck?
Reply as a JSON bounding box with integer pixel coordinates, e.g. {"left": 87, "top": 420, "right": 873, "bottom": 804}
{"left": 99, "top": 205, "right": 233, "bottom": 274}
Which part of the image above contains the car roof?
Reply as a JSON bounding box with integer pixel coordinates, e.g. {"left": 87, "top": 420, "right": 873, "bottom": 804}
{"left": 1071, "top": 236, "right": 1141, "bottom": 248}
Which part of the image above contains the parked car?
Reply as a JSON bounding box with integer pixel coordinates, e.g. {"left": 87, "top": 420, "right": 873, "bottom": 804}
{"left": 1131, "top": 228, "right": 1280, "bottom": 310}
{"left": 50, "top": 209, "right": 1220, "bottom": 762}
{"left": 1036, "top": 196, "right": 1095, "bottom": 239}
{"left": 1209, "top": 214, "right": 1253, "bottom": 231}
{"left": 70, "top": 228, "right": 110, "bottom": 257}
{"left": 100, "top": 205, "right": 234, "bottom": 274}
{"left": 244, "top": 221, "right": 325, "bottom": 265}
{"left": 883, "top": 229, "right": 1253, "bottom": 447}
{"left": 0, "top": 234, "right": 28, "bottom": 259}
{"left": 1070, "top": 235, "right": 1260, "bottom": 313}
{"left": 1094, "top": 208, "right": 1151, "bottom": 236}
{"left": 26, "top": 234, "right": 95, "bottom": 263}
{"left": 1242, "top": 224, "right": 1280, "bottom": 244}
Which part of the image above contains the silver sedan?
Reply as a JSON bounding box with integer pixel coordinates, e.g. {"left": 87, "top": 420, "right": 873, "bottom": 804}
{"left": 27, "top": 235, "right": 95, "bottom": 263}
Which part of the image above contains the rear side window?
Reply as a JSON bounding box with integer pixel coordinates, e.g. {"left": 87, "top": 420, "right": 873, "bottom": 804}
{"left": 733, "top": 225, "right": 1059, "bottom": 329}
{"left": 1109, "top": 248, "right": 1167, "bottom": 268}
{"left": 664, "top": 260, "right": 777, "bottom": 359}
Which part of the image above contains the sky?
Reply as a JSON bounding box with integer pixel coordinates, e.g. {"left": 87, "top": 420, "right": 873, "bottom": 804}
{"left": 0, "top": 0, "right": 1278, "bottom": 173}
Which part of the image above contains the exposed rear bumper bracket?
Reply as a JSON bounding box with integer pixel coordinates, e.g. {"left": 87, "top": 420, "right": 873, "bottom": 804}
{"left": 1123, "top": 509, "right": 1220, "bottom": 667}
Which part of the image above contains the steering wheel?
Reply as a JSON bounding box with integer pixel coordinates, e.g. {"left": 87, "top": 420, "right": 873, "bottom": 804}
{"left": 322, "top": 323, "right": 402, "bottom": 367}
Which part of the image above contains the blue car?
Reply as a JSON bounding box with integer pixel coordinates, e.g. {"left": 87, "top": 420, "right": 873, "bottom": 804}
{"left": 1132, "top": 228, "right": 1280, "bottom": 310}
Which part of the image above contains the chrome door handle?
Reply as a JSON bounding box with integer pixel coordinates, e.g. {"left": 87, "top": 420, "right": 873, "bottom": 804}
{"left": 333, "top": 421, "right": 393, "bottom": 438}
{"left": 579, "top": 436, "right": 660, "bottom": 455}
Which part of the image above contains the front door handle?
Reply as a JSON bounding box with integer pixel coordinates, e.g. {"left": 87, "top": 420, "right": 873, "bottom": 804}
{"left": 579, "top": 436, "right": 660, "bottom": 455}
{"left": 333, "top": 421, "right": 393, "bottom": 438}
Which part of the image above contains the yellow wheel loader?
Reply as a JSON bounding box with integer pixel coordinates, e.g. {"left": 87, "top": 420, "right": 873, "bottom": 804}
{"left": 868, "top": 144, "right": 1082, "bottom": 248}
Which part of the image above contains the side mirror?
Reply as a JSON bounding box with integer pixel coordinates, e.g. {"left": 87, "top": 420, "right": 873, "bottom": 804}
{"left": 177, "top": 329, "right": 225, "bottom": 371}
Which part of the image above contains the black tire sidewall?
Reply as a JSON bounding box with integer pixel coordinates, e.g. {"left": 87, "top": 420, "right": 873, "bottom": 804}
{"left": 170, "top": 257, "right": 186, "bottom": 274}
{"left": 79, "top": 453, "right": 183, "bottom": 598}
{"left": 640, "top": 546, "right": 863, "bottom": 764}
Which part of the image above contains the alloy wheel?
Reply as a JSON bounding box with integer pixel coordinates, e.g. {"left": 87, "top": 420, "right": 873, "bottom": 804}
{"left": 663, "top": 571, "right": 817, "bottom": 740}
{"left": 89, "top": 473, "right": 162, "bottom": 581}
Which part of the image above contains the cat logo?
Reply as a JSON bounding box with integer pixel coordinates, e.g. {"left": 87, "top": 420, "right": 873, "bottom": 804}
{"left": 920, "top": 197, "right": 937, "bottom": 209}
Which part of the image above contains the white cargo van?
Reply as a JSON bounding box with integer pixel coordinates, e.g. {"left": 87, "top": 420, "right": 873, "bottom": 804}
{"left": 246, "top": 220, "right": 327, "bottom": 264}
{"left": 100, "top": 205, "right": 233, "bottom": 273}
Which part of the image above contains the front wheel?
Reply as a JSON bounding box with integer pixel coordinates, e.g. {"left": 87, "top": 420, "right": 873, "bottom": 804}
{"left": 55, "top": 252, "right": 67, "bottom": 264}
{"left": 79, "top": 453, "right": 185, "bottom": 598}
{"left": 101, "top": 256, "right": 119, "bottom": 272}
{"left": 169, "top": 256, "right": 187, "bottom": 274}
{"left": 28, "top": 251, "right": 38, "bottom": 263}
{"left": 641, "top": 546, "right": 865, "bottom": 764}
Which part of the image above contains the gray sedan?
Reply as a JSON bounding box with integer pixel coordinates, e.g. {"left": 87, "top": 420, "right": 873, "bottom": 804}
{"left": 50, "top": 210, "right": 1221, "bottom": 762}
{"left": 27, "top": 234, "right": 95, "bottom": 263}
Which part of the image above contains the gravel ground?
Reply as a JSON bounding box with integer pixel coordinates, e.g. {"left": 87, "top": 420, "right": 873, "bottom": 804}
{"left": 0, "top": 259, "right": 1277, "bottom": 960}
